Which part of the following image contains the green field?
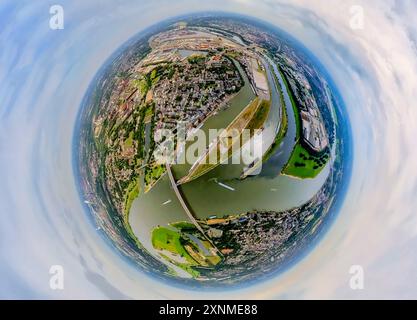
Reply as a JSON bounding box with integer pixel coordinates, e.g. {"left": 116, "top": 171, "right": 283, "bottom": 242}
{"left": 144, "top": 164, "right": 166, "bottom": 192}
{"left": 282, "top": 144, "right": 330, "bottom": 178}
{"left": 123, "top": 178, "right": 140, "bottom": 221}
{"left": 152, "top": 227, "right": 195, "bottom": 262}
{"left": 152, "top": 225, "right": 222, "bottom": 277}
{"left": 124, "top": 131, "right": 134, "bottom": 148}
{"left": 152, "top": 226, "right": 201, "bottom": 277}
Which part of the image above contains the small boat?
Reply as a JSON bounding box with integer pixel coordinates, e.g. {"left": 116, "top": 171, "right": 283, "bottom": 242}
{"left": 217, "top": 182, "right": 235, "bottom": 191}
{"left": 162, "top": 199, "right": 172, "bottom": 206}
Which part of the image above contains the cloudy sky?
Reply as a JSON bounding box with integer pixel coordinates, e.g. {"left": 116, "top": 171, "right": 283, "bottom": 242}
{"left": 1, "top": 0, "right": 417, "bottom": 299}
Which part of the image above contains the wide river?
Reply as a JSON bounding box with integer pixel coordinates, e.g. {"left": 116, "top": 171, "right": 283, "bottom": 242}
{"left": 129, "top": 55, "right": 331, "bottom": 261}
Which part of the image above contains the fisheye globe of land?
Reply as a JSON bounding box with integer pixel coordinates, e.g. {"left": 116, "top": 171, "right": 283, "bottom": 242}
{"left": 77, "top": 15, "right": 348, "bottom": 286}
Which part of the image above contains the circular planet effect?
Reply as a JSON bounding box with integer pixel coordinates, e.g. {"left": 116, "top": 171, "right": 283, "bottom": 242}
{"left": 75, "top": 14, "right": 351, "bottom": 287}
{"left": 4, "top": 0, "right": 417, "bottom": 299}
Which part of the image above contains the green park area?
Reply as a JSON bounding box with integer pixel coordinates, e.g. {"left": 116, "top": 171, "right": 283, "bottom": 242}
{"left": 283, "top": 144, "right": 330, "bottom": 178}
{"left": 123, "top": 178, "right": 140, "bottom": 220}
{"left": 152, "top": 224, "right": 222, "bottom": 277}
{"left": 144, "top": 164, "right": 166, "bottom": 193}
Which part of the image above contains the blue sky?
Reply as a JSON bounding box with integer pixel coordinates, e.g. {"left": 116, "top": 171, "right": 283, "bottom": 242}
{"left": 1, "top": 0, "right": 417, "bottom": 299}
